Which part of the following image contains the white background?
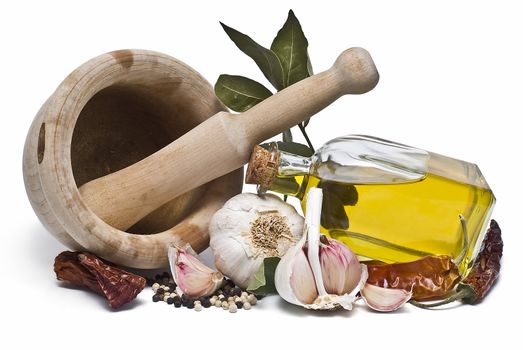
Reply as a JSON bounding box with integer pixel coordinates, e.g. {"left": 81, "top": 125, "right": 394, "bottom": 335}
{"left": 1, "top": 0, "right": 521, "bottom": 349}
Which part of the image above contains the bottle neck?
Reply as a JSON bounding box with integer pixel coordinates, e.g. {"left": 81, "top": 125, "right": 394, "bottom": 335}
{"left": 278, "top": 151, "right": 312, "bottom": 176}
{"left": 269, "top": 151, "right": 312, "bottom": 199}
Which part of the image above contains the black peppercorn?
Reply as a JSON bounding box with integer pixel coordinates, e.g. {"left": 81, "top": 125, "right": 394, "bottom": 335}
{"left": 201, "top": 298, "right": 212, "bottom": 308}
{"left": 225, "top": 279, "right": 235, "bottom": 288}
{"left": 166, "top": 297, "right": 174, "bottom": 305}
{"left": 156, "top": 288, "right": 165, "bottom": 295}
{"left": 174, "top": 301, "right": 182, "bottom": 308}
{"left": 235, "top": 301, "right": 243, "bottom": 309}
{"left": 152, "top": 294, "right": 161, "bottom": 302}
{"left": 232, "top": 287, "right": 242, "bottom": 297}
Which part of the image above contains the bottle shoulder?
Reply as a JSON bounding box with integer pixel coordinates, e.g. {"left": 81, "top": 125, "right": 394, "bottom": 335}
{"left": 311, "top": 135, "right": 429, "bottom": 184}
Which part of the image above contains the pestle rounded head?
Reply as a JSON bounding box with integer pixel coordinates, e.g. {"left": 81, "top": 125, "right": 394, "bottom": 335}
{"left": 332, "top": 47, "right": 380, "bottom": 95}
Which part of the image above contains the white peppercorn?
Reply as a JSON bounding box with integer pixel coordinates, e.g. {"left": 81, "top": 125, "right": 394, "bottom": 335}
{"left": 229, "top": 303, "right": 238, "bottom": 313}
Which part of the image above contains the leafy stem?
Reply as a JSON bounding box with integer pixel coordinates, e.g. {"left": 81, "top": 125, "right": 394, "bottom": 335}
{"left": 298, "top": 122, "right": 314, "bottom": 152}
{"left": 216, "top": 10, "right": 315, "bottom": 154}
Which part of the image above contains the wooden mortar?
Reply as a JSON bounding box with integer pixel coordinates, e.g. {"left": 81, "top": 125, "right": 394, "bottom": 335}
{"left": 24, "top": 48, "right": 379, "bottom": 269}
{"left": 23, "top": 50, "right": 242, "bottom": 268}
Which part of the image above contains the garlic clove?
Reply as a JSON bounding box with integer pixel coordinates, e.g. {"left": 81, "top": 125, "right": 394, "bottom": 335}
{"left": 360, "top": 283, "right": 412, "bottom": 312}
{"left": 276, "top": 228, "right": 361, "bottom": 311}
{"left": 275, "top": 226, "right": 310, "bottom": 307}
{"left": 168, "top": 244, "right": 224, "bottom": 298}
{"left": 275, "top": 188, "right": 367, "bottom": 311}
{"left": 290, "top": 248, "right": 318, "bottom": 304}
{"left": 306, "top": 259, "right": 368, "bottom": 311}
{"left": 319, "top": 236, "right": 362, "bottom": 295}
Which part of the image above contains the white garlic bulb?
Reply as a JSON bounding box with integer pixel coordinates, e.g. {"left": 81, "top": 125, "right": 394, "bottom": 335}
{"left": 209, "top": 193, "right": 304, "bottom": 289}
{"left": 275, "top": 188, "right": 367, "bottom": 310}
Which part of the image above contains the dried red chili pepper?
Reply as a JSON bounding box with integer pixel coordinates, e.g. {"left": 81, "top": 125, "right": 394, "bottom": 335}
{"left": 365, "top": 255, "right": 461, "bottom": 301}
{"left": 411, "top": 220, "right": 503, "bottom": 308}
{"left": 54, "top": 251, "right": 146, "bottom": 309}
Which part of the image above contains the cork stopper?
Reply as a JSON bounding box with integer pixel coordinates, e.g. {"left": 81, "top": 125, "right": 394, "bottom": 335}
{"left": 245, "top": 144, "right": 280, "bottom": 194}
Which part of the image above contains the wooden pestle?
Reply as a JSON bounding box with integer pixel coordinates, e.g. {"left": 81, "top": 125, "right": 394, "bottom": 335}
{"left": 79, "top": 47, "right": 379, "bottom": 230}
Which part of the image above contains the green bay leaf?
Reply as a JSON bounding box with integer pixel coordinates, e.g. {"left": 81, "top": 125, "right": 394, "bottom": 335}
{"left": 321, "top": 190, "right": 350, "bottom": 230}
{"left": 318, "top": 181, "right": 358, "bottom": 206}
{"left": 246, "top": 257, "right": 281, "bottom": 295}
{"left": 270, "top": 177, "right": 300, "bottom": 195}
{"left": 271, "top": 10, "right": 312, "bottom": 88}
{"left": 220, "top": 22, "right": 285, "bottom": 90}
{"left": 215, "top": 75, "right": 272, "bottom": 112}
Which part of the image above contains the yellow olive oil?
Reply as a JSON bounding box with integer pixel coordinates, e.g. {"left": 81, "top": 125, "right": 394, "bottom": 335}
{"left": 300, "top": 174, "right": 494, "bottom": 274}
{"left": 250, "top": 135, "right": 496, "bottom": 276}
{"left": 271, "top": 169, "right": 494, "bottom": 275}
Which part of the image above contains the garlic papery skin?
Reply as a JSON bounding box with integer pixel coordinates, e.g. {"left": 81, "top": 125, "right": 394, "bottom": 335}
{"left": 361, "top": 283, "right": 412, "bottom": 312}
{"left": 209, "top": 193, "right": 304, "bottom": 289}
{"left": 275, "top": 188, "right": 367, "bottom": 310}
{"left": 168, "top": 244, "right": 224, "bottom": 298}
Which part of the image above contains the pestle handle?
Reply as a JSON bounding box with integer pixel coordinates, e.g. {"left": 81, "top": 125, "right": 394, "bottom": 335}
{"left": 79, "top": 47, "right": 379, "bottom": 230}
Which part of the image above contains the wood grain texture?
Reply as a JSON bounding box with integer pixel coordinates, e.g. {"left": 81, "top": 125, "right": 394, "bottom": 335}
{"left": 23, "top": 50, "right": 242, "bottom": 268}
{"left": 79, "top": 47, "right": 379, "bottom": 231}
{"left": 24, "top": 48, "right": 377, "bottom": 268}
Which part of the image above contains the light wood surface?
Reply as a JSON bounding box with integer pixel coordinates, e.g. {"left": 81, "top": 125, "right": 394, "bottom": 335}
{"left": 79, "top": 47, "right": 379, "bottom": 230}
{"left": 23, "top": 48, "right": 378, "bottom": 268}
{"left": 23, "top": 50, "right": 242, "bottom": 268}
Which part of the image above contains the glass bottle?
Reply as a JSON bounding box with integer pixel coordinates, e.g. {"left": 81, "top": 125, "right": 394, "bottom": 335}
{"left": 245, "top": 135, "right": 495, "bottom": 274}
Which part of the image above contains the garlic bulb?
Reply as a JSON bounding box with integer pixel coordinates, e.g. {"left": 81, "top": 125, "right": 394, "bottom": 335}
{"left": 168, "top": 244, "right": 224, "bottom": 297}
{"left": 275, "top": 188, "right": 366, "bottom": 310}
{"left": 209, "top": 193, "right": 304, "bottom": 289}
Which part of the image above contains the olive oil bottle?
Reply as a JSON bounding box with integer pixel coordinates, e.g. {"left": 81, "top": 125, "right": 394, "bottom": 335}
{"left": 246, "top": 135, "right": 495, "bottom": 274}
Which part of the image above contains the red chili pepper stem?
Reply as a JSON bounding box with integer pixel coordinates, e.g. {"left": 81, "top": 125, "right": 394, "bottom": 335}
{"left": 409, "top": 286, "right": 473, "bottom": 309}
{"left": 410, "top": 220, "right": 502, "bottom": 309}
